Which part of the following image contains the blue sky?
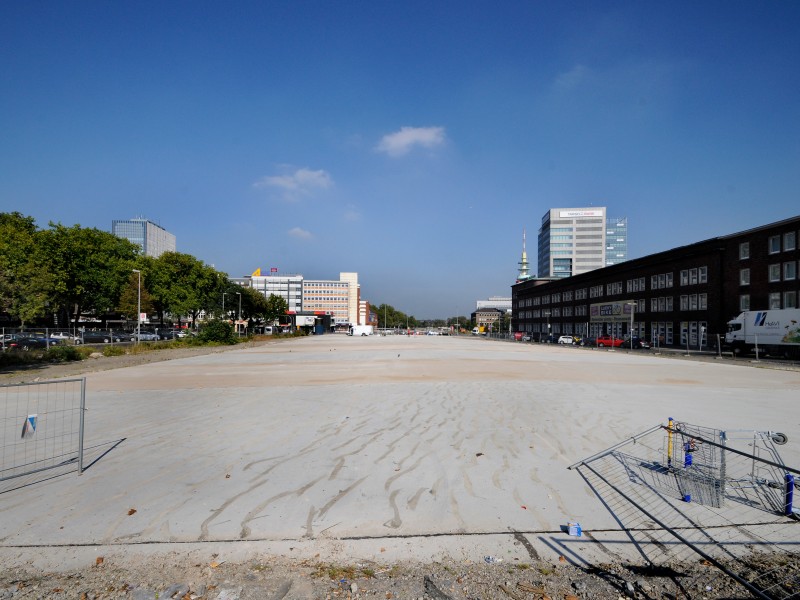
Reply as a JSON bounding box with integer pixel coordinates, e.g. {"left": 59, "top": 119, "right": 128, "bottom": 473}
{"left": 2, "top": 2, "right": 799, "bottom": 318}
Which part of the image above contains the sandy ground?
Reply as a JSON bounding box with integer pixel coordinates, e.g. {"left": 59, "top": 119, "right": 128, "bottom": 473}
{"left": 1, "top": 335, "right": 799, "bottom": 598}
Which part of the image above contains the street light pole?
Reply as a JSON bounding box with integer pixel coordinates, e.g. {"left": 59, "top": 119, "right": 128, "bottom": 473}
{"left": 236, "top": 292, "right": 242, "bottom": 336}
{"left": 626, "top": 301, "right": 637, "bottom": 347}
{"left": 132, "top": 269, "right": 141, "bottom": 344}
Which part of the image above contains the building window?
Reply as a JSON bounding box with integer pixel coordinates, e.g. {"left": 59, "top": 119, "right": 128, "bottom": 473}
{"left": 785, "top": 291, "right": 798, "bottom": 309}
{"left": 784, "top": 262, "right": 797, "bottom": 280}
{"left": 680, "top": 295, "right": 688, "bottom": 311}
{"left": 785, "top": 231, "right": 797, "bottom": 251}
{"left": 740, "top": 295, "right": 750, "bottom": 311}
{"left": 699, "top": 293, "right": 708, "bottom": 310}
{"left": 666, "top": 273, "right": 673, "bottom": 288}
{"left": 740, "top": 268, "right": 750, "bottom": 286}
{"left": 680, "top": 270, "right": 688, "bottom": 286}
{"left": 740, "top": 242, "right": 750, "bottom": 259}
{"left": 698, "top": 266, "right": 707, "bottom": 284}
{"left": 769, "top": 293, "right": 781, "bottom": 309}
{"left": 769, "top": 264, "right": 781, "bottom": 282}
{"left": 769, "top": 235, "right": 781, "bottom": 254}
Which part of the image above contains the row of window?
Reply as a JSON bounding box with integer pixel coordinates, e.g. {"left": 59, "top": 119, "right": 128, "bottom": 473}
{"left": 521, "top": 320, "right": 712, "bottom": 347}
{"left": 740, "top": 231, "right": 797, "bottom": 259}
{"left": 518, "top": 295, "right": 707, "bottom": 319}
{"left": 740, "top": 291, "right": 799, "bottom": 311}
{"left": 522, "top": 267, "right": 709, "bottom": 307}
{"left": 740, "top": 262, "right": 798, "bottom": 284}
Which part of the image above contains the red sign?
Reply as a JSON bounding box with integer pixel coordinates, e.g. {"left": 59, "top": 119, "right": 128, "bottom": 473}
{"left": 270, "top": 267, "right": 278, "bottom": 273}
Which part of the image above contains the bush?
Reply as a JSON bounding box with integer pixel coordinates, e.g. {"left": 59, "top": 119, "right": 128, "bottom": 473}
{"left": 197, "top": 320, "right": 237, "bottom": 345}
{"left": 102, "top": 345, "right": 126, "bottom": 357}
{"left": 44, "top": 345, "right": 85, "bottom": 363}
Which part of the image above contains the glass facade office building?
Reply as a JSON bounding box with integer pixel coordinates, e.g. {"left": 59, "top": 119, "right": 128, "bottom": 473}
{"left": 112, "top": 219, "right": 176, "bottom": 258}
{"left": 605, "top": 217, "right": 628, "bottom": 267}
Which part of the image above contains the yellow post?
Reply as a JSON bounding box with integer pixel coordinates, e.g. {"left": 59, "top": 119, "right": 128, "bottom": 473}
{"left": 668, "top": 417, "right": 674, "bottom": 468}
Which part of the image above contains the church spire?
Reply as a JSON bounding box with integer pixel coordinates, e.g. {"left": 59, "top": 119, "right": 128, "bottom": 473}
{"left": 517, "top": 228, "right": 531, "bottom": 282}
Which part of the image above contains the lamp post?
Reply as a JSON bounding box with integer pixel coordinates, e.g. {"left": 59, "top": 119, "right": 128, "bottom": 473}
{"left": 543, "top": 310, "right": 551, "bottom": 342}
{"left": 236, "top": 292, "right": 242, "bottom": 336}
{"left": 132, "top": 269, "right": 141, "bottom": 344}
{"left": 626, "top": 301, "right": 636, "bottom": 346}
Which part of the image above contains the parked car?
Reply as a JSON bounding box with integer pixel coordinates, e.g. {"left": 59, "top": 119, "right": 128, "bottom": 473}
{"left": 49, "top": 331, "right": 79, "bottom": 343}
{"left": 79, "top": 330, "right": 124, "bottom": 344}
{"left": 596, "top": 335, "right": 623, "bottom": 348}
{"left": 521, "top": 334, "right": 532, "bottom": 342}
{"left": 8, "top": 337, "right": 51, "bottom": 351}
{"left": 541, "top": 334, "right": 558, "bottom": 343}
{"left": 132, "top": 330, "right": 159, "bottom": 341}
{"left": 557, "top": 335, "right": 575, "bottom": 345}
{"left": 620, "top": 336, "right": 651, "bottom": 349}
{"left": 514, "top": 332, "right": 524, "bottom": 341}
{"left": 157, "top": 330, "right": 178, "bottom": 340}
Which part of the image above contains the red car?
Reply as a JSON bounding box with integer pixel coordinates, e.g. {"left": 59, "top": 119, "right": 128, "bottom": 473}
{"left": 596, "top": 335, "right": 623, "bottom": 348}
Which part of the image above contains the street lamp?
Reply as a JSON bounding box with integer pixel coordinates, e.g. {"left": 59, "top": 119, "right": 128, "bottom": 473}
{"left": 626, "top": 301, "right": 636, "bottom": 344}
{"left": 543, "top": 310, "right": 551, "bottom": 342}
{"left": 132, "top": 269, "right": 141, "bottom": 344}
{"left": 236, "top": 292, "right": 242, "bottom": 336}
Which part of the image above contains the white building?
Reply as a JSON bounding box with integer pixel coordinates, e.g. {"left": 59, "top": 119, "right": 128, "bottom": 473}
{"left": 476, "top": 296, "right": 512, "bottom": 311}
{"left": 238, "top": 270, "right": 361, "bottom": 326}
{"left": 112, "top": 218, "right": 176, "bottom": 258}
{"left": 538, "top": 207, "right": 607, "bottom": 278}
{"left": 245, "top": 272, "right": 304, "bottom": 313}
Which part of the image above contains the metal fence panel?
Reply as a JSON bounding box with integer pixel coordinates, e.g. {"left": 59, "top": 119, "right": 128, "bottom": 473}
{"left": 0, "top": 378, "right": 86, "bottom": 481}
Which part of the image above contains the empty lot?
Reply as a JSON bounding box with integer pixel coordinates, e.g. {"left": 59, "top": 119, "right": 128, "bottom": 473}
{"left": 2, "top": 335, "right": 798, "bottom": 571}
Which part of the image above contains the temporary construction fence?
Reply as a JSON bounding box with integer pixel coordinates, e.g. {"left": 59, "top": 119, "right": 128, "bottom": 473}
{"left": 569, "top": 419, "right": 800, "bottom": 599}
{"left": 1, "top": 378, "right": 86, "bottom": 482}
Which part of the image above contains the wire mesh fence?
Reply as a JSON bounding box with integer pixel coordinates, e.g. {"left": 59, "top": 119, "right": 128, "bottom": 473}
{"left": 1, "top": 378, "right": 86, "bottom": 482}
{"left": 570, "top": 420, "right": 800, "bottom": 599}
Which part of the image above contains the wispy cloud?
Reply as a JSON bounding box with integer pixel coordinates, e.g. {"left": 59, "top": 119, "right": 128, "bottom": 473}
{"left": 288, "top": 227, "right": 312, "bottom": 239}
{"left": 375, "top": 126, "right": 446, "bottom": 157}
{"left": 253, "top": 166, "right": 333, "bottom": 201}
{"left": 343, "top": 204, "right": 361, "bottom": 222}
{"left": 553, "top": 64, "right": 590, "bottom": 91}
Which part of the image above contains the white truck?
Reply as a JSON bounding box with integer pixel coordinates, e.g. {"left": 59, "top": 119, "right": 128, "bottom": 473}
{"left": 348, "top": 325, "right": 374, "bottom": 336}
{"left": 725, "top": 309, "right": 800, "bottom": 358}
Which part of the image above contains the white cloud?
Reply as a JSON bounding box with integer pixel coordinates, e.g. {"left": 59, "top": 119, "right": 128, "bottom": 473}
{"left": 253, "top": 167, "right": 333, "bottom": 201}
{"left": 375, "top": 126, "right": 446, "bottom": 157}
{"left": 287, "top": 227, "right": 312, "bottom": 239}
{"left": 343, "top": 204, "right": 361, "bottom": 222}
{"left": 553, "top": 64, "right": 590, "bottom": 91}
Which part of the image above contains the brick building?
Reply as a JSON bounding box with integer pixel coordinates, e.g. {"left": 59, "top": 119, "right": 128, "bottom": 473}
{"left": 512, "top": 216, "right": 800, "bottom": 348}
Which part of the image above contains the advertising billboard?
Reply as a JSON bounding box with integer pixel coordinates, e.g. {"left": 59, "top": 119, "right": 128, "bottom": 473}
{"left": 590, "top": 300, "right": 635, "bottom": 323}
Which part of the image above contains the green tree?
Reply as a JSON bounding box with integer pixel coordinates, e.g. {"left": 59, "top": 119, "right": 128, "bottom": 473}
{"left": 374, "top": 303, "right": 414, "bottom": 329}
{"left": 39, "top": 223, "right": 139, "bottom": 326}
{"left": 149, "top": 252, "right": 226, "bottom": 328}
{"left": 0, "top": 212, "right": 52, "bottom": 326}
{"left": 264, "top": 293, "right": 288, "bottom": 324}
{"left": 238, "top": 286, "right": 270, "bottom": 324}
{"left": 118, "top": 270, "right": 154, "bottom": 321}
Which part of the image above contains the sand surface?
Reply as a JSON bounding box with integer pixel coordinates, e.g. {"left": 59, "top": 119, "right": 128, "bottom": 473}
{"left": 1, "top": 335, "right": 799, "bottom": 573}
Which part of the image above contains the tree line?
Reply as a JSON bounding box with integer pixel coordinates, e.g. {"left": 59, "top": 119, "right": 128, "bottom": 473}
{"left": 0, "top": 212, "right": 286, "bottom": 329}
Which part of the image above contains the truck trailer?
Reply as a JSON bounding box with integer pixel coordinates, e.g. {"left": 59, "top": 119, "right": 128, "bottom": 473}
{"left": 725, "top": 309, "right": 800, "bottom": 358}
